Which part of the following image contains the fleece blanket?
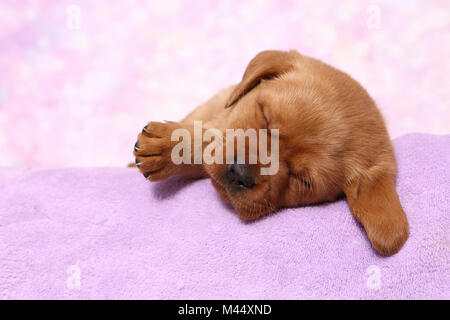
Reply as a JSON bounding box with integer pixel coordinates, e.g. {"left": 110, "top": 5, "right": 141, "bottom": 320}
{"left": 0, "top": 133, "right": 449, "bottom": 300}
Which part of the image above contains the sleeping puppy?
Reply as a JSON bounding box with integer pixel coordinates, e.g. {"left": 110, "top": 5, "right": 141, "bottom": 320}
{"left": 134, "top": 50, "right": 409, "bottom": 255}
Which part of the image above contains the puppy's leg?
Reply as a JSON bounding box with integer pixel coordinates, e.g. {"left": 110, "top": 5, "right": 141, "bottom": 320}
{"left": 134, "top": 121, "right": 208, "bottom": 181}
{"left": 344, "top": 168, "right": 409, "bottom": 255}
{"left": 134, "top": 86, "right": 235, "bottom": 181}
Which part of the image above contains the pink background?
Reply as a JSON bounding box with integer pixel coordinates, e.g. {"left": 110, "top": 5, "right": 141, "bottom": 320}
{"left": 0, "top": 0, "right": 449, "bottom": 167}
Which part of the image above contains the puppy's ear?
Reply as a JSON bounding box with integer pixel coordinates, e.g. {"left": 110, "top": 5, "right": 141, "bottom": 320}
{"left": 225, "top": 50, "right": 300, "bottom": 108}
{"left": 344, "top": 169, "right": 409, "bottom": 255}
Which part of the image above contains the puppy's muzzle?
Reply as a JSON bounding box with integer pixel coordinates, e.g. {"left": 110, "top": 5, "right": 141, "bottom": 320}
{"left": 226, "top": 163, "right": 255, "bottom": 189}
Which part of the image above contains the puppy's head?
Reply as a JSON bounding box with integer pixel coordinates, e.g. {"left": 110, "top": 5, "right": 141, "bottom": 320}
{"left": 204, "top": 50, "right": 348, "bottom": 220}
{"left": 204, "top": 50, "right": 408, "bottom": 255}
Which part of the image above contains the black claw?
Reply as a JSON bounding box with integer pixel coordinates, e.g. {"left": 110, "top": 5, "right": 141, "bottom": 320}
{"left": 144, "top": 172, "right": 150, "bottom": 178}
{"left": 142, "top": 125, "right": 148, "bottom": 133}
{"left": 135, "top": 158, "right": 141, "bottom": 166}
{"left": 134, "top": 141, "right": 140, "bottom": 151}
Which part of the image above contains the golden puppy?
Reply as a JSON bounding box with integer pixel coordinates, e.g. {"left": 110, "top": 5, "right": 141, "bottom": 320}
{"left": 134, "top": 50, "right": 409, "bottom": 255}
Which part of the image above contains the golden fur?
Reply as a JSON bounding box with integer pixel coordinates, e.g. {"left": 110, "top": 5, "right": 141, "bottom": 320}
{"left": 134, "top": 50, "right": 409, "bottom": 255}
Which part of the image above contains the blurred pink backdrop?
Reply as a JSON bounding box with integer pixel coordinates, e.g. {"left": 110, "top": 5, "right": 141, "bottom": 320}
{"left": 0, "top": 0, "right": 449, "bottom": 167}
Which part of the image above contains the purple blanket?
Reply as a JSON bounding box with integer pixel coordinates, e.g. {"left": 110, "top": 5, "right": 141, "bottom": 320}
{"left": 0, "top": 133, "right": 449, "bottom": 299}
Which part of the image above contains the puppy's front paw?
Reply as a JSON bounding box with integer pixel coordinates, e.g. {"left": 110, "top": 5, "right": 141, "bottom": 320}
{"left": 134, "top": 121, "right": 181, "bottom": 181}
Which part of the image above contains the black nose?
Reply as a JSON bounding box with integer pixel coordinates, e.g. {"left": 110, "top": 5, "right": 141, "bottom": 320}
{"left": 226, "top": 163, "right": 255, "bottom": 189}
